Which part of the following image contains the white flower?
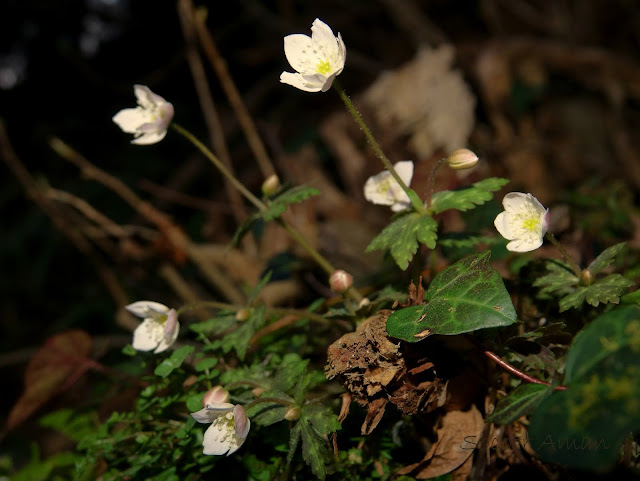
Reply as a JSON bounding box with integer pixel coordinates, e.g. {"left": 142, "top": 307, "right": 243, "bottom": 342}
{"left": 125, "top": 301, "right": 180, "bottom": 353}
{"left": 280, "top": 18, "right": 346, "bottom": 92}
{"left": 112, "top": 85, "right": 174, "bottom": 145}
{"left": 494, "top": 192, "right": 550, "bottom": 252}
{"left": 363, "top": 161, "right": 414, "bottom": 212}
{"left": 191, "top": 403, "right": 250, "bottom": 456}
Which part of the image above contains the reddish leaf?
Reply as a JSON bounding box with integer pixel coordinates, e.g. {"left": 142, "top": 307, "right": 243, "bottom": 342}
{"left": 7, "top": 329, "right": 93, "bottom": 431}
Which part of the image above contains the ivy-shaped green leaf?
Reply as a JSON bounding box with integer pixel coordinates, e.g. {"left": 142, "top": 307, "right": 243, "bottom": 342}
{"left": 366, "top": 212, "right": 437, "bottom": 270}
{"left": 154, "top": 346, "right": 194, "bottom": 378}
{"left": 486, "top": 383, "right": 551, "bottom": 425}
{"left": 528, "top": 305, "right": 640, "bottom": 470}
{"left": 429, "top": 177, "right": 509, "bottom": 214}
{"left": 386, "top": 251, "right": 517, "bottom": 340}
{"left": 558, "top": 274, "right": 634, "bottom": 312}
{"left": 262, "top": 186, "right": 320, "bottom": 221}
{"left": 587, "top": 242, "right": 627, "bottom": 275}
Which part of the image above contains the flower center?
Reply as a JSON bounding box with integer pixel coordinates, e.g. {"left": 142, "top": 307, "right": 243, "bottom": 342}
{"left": 315, "top": 60, "right": 331, "bottom": 75}
{"left": 522, "top": 217, "right": 540, "bottom": 232}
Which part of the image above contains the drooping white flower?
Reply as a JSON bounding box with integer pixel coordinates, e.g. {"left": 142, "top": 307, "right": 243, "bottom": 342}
{"left": 363, "top": 161, "right": 414, "bottom": 212}
{"left": 280, "top": 18, "right": 346, "bottom": 92}
{"left": 112, "top": 85, "right": 174, "bottom": 145}
{"left": 191, "top": 403, "right": 250, "bottom": 456}
{"left": 494, "top": 192, "right": 549, "bottom": 252}
{"left": 125, "top": 301, "right": 180, "bottom": 353}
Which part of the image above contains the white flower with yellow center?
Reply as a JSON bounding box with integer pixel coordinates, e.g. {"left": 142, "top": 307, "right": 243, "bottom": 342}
{"left": 112, "top": 85, "right": 174, "bottom": 145}
{"left": 280, "top": 18, "right": 346, "bottom": 92}
{"left": 494, "top": 192, "right": 550, "bottom": 252}
{"left": 125, "top": 301, "right": 180, "bottom": 353}
{"left": 363, "top": 161, "right": 414, "bottom": 212}
{"left": 191, "top": 403, "right": 251, "bottom": 456}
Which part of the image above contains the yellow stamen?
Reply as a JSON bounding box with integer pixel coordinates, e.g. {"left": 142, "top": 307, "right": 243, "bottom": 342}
{"left": 316, "top": 60, "right": 331, "bottom": 75}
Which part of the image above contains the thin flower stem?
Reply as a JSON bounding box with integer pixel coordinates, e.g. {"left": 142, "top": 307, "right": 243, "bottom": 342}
{"left": 483, "top": 350, "right": 567, "bottom": 391}
{"left": 171, "top": 123, "right": 264, "bottom": 212}
{"left": 544, "top": 233, "right": 581, "bottom": 277}
{"left": 332, "top": 82, "right": 425, "bottom": 214}
{"left": 246, "top": 397, "right": 296, "bottom": 410}
{"left": 171, "top": 123, "right": 363, "bottom": 302}
{"left": 425, "top": 158, "right": 447, "bottom": 209}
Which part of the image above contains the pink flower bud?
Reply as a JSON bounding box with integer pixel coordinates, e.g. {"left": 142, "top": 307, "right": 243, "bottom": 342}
{"left": 202, "top": 386, "right": 230, "bottom": 407}
{"left": 446, "top": 148, "right": 479, "bottom": 170}
{"left": 329, "top": 270, "right": 353, "bottom": 293}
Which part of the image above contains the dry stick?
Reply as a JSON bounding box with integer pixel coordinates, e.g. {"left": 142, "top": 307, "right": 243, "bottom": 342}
{"left": 177, "top": 0, "right": 254, "bottom": 254}
{"left": 189, "top": 0, "right": 275, "bottom": 178}
{"left": 0, "top": 121, "right": 137, "bottom": 331}
{"left": 49, "top": 137, "right": 246, "bottom": 305}
{"left": 483, "top": 350, "right": 568, "bottom": 391}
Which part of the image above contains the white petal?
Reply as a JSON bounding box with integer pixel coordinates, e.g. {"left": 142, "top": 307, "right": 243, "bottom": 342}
{"left": 191, "top": 407, "right": 220, "bottom": 424}
{"left": 131, "top": 130, "right": 167, "bottom": 145}
{"left": 125, "top": 301, "right": 169, "bottom": 318}
{"left": 202, "top": 421, "right": 234, "bottom": 455}
{"left": 364, "top": 172, "right": 395, "bottom": 206}
{"left": 506, "top": 237, "right": 542, "bottom": 253}
{"left": 134, "top": 84, "right": 161, "bottom": 109}
{"left": 280, "top": 72, "right": 324, "bottom": 92}
{"left": 205, "top": 402, "right": 236, "bottom": 411}
{"left": 310, "top": 19, "right": 339, "bottom": 64}
{"left": 283, "top": 34, "right": 318, "bottom": 74}
{"left": 493, "top": 211, "right": 514, "bottom": 240}
{"left": 391, "top": 200, "right": 411, "bottom": 212}
{"left": 394, "top": 161, "right": 414, "bottom": 186}
{"left": 132, "top": 319, "right": 165, "bottom": 352}
{"left": 112, "top": 108, "right": 150, "bottom": 133}
{"left": 501, "top": 192, "right": 529, "bottom": 212}
{"left": 336, "top": 33, "right": 347, "bottom": 72}
{"left": 153, "top": 321, "right": 180, "bottom": 353}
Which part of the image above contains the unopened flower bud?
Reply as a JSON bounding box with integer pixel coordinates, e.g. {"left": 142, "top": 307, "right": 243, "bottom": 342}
{"left": 235, "top": 308, "right": 251, "bottom": 322}
{"left": 251, "top": 386, "right": 266, "bottom": 397}
{"left": 580, "top": 269, "right": 594, "bottom": 286}
{"left": 202, "top": 385, "right": 230, "bottom": 407}
{"left": 284, "top": 406, "right": 301, "bottom": 421}
{"left": 261, "top": 174, "right": 280, "bottom": 196}
{"left": 446, "top": 148, "right": 479, "bottom": 170}
{"left": 329, "top": 270, "right": 353, "bottom": 293}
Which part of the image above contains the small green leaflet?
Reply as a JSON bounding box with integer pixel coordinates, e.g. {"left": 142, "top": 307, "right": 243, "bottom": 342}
{"left": 486, "top": 383, "right": 551, "bottom": 425}
{"left": 366, "top": 212, "right": 437, "bottom": 270}
{"left": 386, "top": 251, "right": 517, "bottom": 340}
{"left": 587, "top": 242, "right": 627, "bottom": 275}
{"left": 558, "top": 274, "right": 634, "bottom": 311}
{"left": 154, "top": 346, "right": 194, "bottom": 377}
{"left": 429, "top": 177, "right": 509, "bottom": 214}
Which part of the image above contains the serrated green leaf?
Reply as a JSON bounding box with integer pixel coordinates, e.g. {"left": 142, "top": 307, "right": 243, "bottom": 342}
{"left": 438, "top": 233, "right": 501, "bottom": 249}
{"left": 154, "top": 346, "right": 194, "bottom": 377}
{"left": 533, "top": 261, "right": 578, "bottom": 297}
{"left": 528, "top": 305, "right": 640, "bottom": 470}
{"left": 366, "top": 213, "right": 437, "bottom": 270}
{"left": 429, "top": 177, "right": 509, "bottom": 214}
{"left": 194, "top": 357, "right": 218, "bottom": 372}
{"left": 246, "top": 389, "right": 294, "bottom": 426}
{"left": 299, "top": 421, "right": 329, "bottom": 480}
{"left": 587, "top": 242, "right": 627, "bottom": 275}
{"left": 262, "top": 186, "right": 320, "bottom": 221}
{"left": 273, "top": 353, "right": 309, "bottom": 393}
{"left": 486, "top": 383, "right": 551, "bottom": 425}
{"left": 189, "top": 314, "right": 236, "bottom": 335}
{"left": 558, "top": 274, "right": 634, "bottom": 311}
{"left": 287, "top": 422, "right": 302, "bottom": 465}
{"left": 223, "top": 304, "right": 266, "bottom": 360}
{"left": 228, "top": 213, "right": 261, "bottom": 249}
{"left": 386, "top": 251, "right": 517, "bottom": 340}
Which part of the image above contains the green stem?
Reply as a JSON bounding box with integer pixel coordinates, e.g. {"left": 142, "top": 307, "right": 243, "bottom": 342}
{"left": 246, "top": 397, "right": 296, "bottom": 410}
{"left": 172, "top": 122, "right": 363, "bottom": 302}
{"left": 333, "top": 81, "right": 425, "bottom": 214}
{"left": 545, "top": 233, "right": 581, "bottom": 277}
{"left": 425, "top": 158, "right": 448, "bottom": 209}
{"left": 172, "top": 123, "right": 264, "bottom": 211}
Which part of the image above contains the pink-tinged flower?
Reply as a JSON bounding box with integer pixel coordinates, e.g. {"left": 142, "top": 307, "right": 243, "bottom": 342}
{"left": 191, "top": 403, "right": 250, "bottom": 456}
{"left": 494, "top": 192, "right": 549, "bottom": 252}
{"left": 125, "top": 301, "right": 180, "bottom": 353}
{"left": 363, "top": 161, "right": 414, "bottom": 212}
{"left": 202, "top": 386, "right": 230, "bottom": 407}
{"left": 112, "top": 85, "right": 174, "bottom": 145}
{"left": 280, "top": 18, "right": 346, "bottom": 92}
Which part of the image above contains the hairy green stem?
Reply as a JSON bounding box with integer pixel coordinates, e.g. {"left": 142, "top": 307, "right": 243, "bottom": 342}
{"left": 333, "top": 82, "right": 425, "bottom": 214}
{"left": 545, "top": 233, "right": 581, "bottom": 277}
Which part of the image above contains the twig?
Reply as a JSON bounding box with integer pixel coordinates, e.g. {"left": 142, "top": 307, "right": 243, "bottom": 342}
{"left": 177, "top": 0, "right": 251, "bottom": 241}
{"left": 483, "top": 350, "right": 567, "bottom": 391}
{"left": 49, "top": 136, "right": 246, "bottom": 305}
{"left": 188, "top": 0, "right": 276, "bottom": 178}
{"left": 0, "top": 120, "right": 137, "bottom": 332}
